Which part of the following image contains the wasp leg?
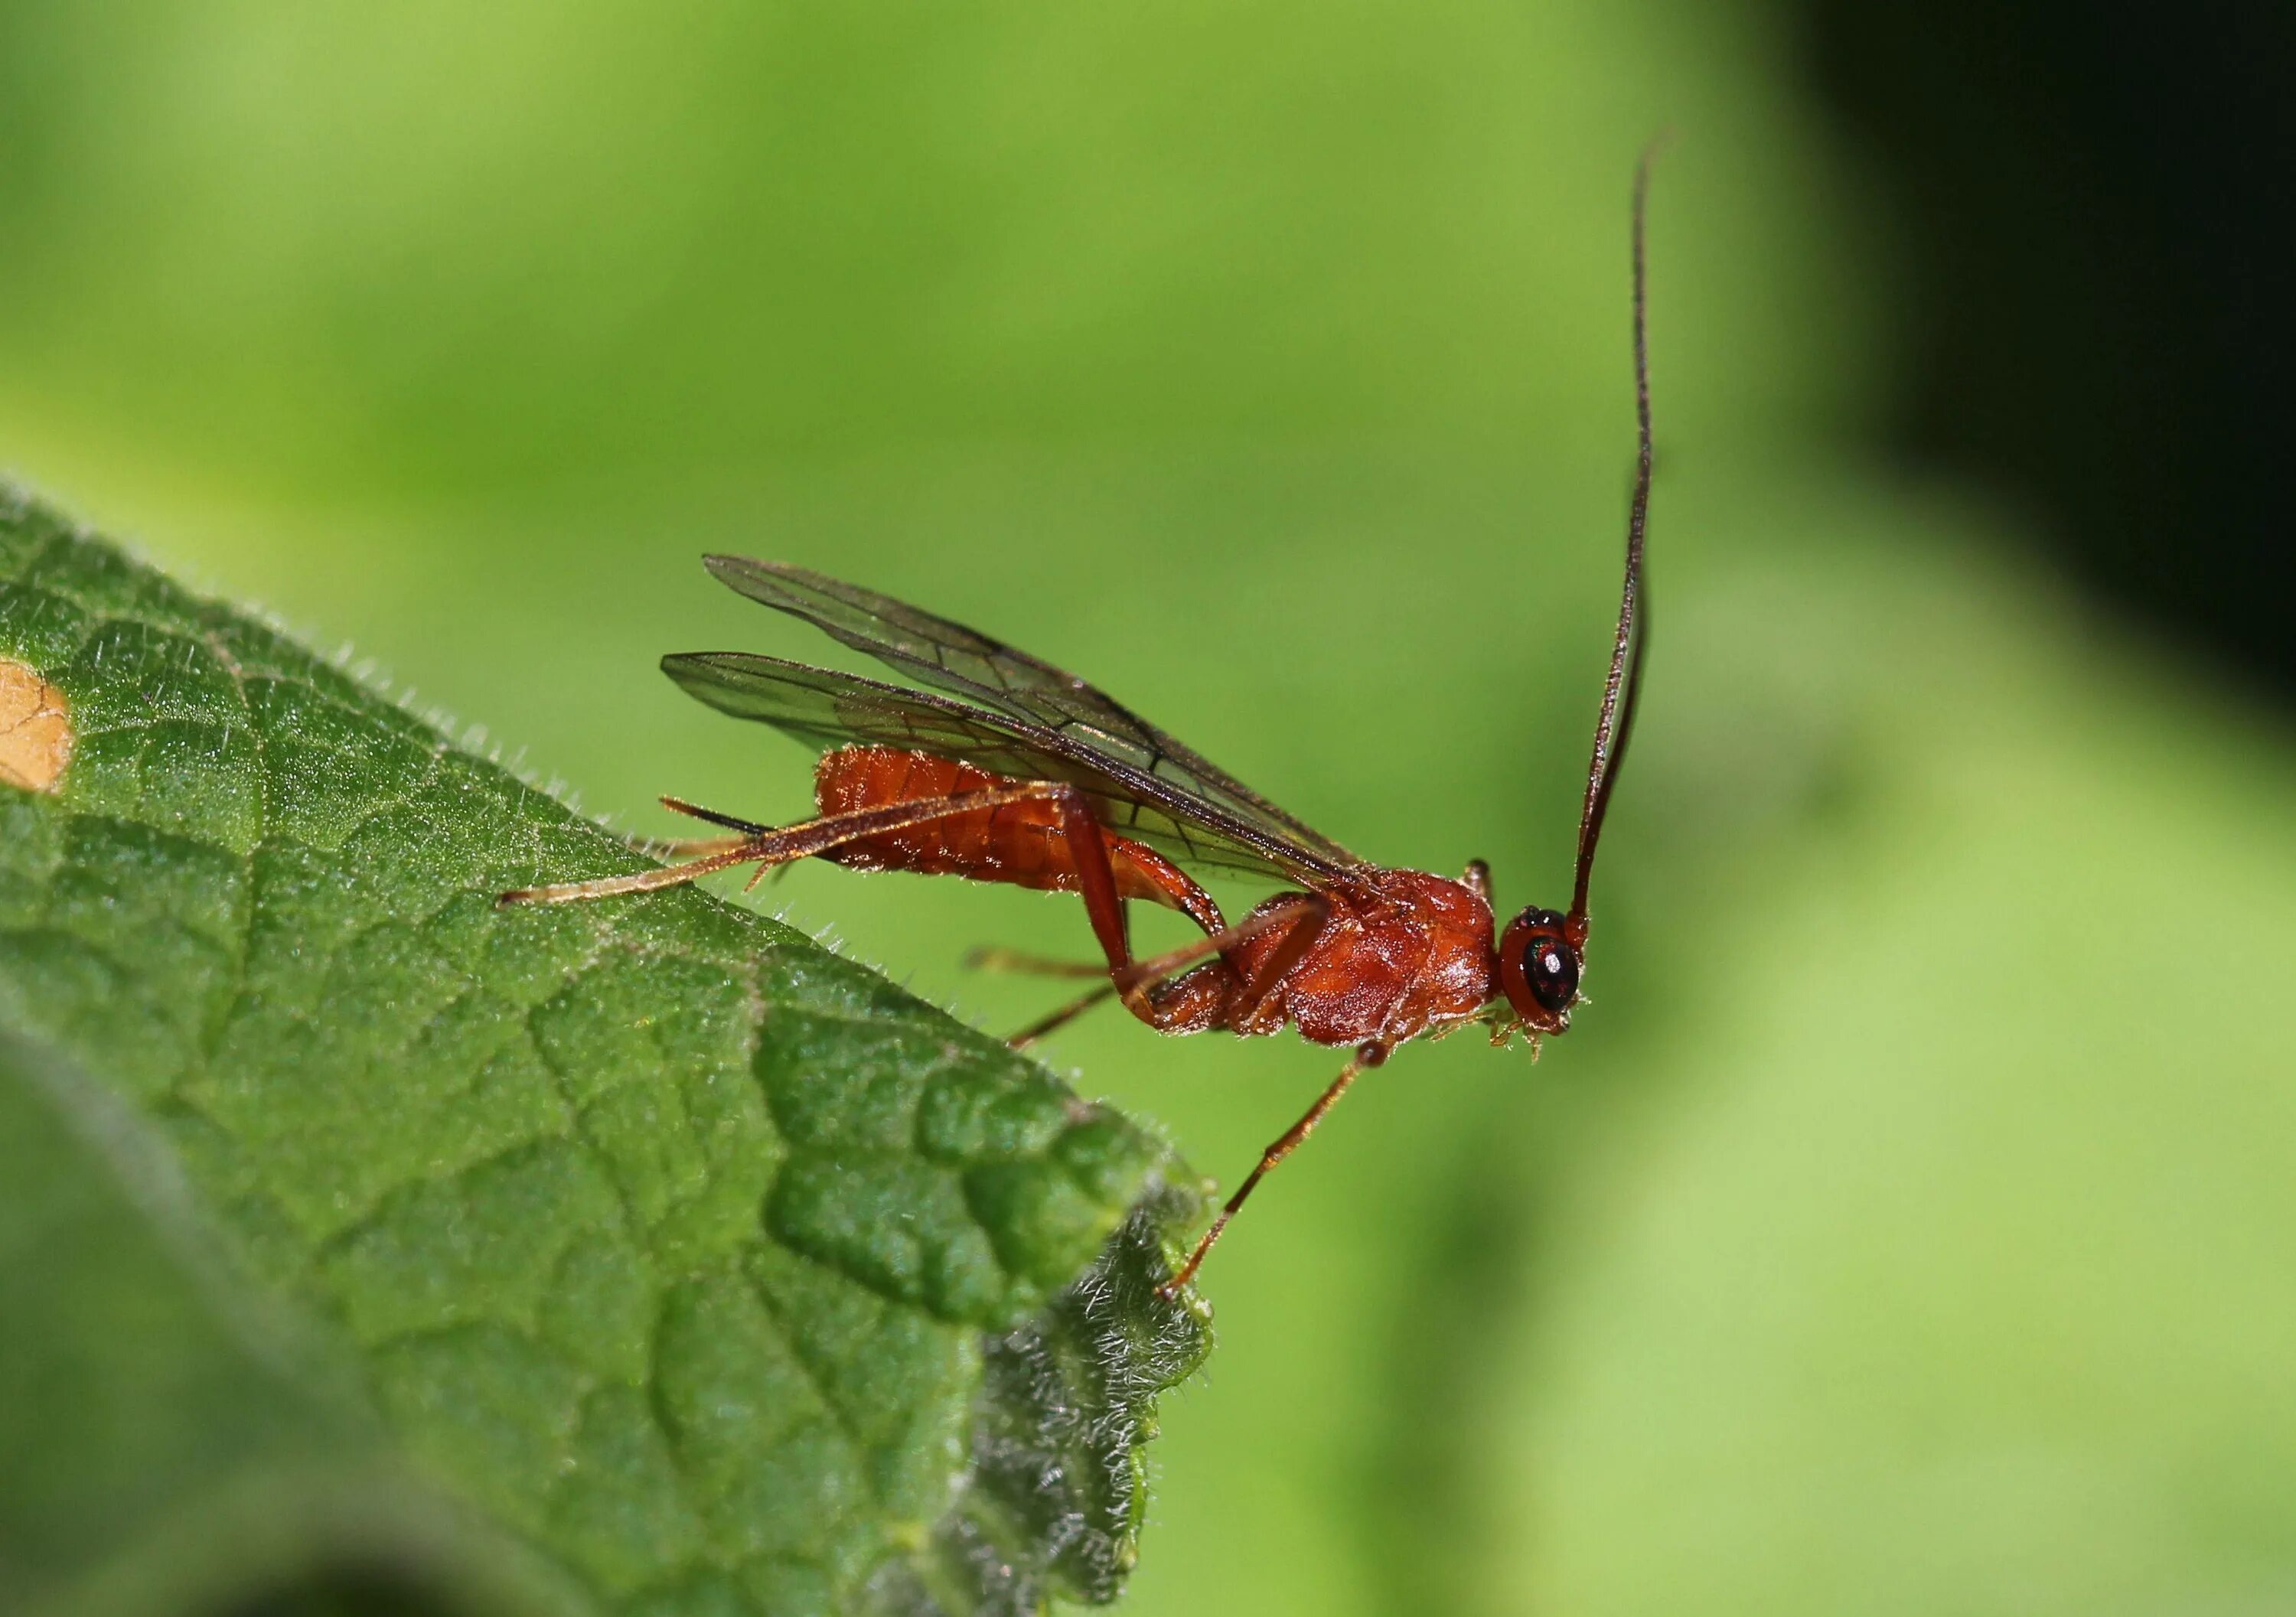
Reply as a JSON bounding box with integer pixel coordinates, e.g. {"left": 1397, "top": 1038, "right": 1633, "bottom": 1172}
{"left": 1159, "top": 1036, "right": 1389, "bottom": 1298}
{"left": 497, "top": 783, "right": 1078, "bottom": 907}
{"left": 1003, "top": 896, "right": 1326, "bottom": 1050}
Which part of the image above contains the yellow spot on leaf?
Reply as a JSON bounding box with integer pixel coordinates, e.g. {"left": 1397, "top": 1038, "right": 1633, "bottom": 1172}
{"left": 0, "top": 659, "right": 74, "bottom": 793}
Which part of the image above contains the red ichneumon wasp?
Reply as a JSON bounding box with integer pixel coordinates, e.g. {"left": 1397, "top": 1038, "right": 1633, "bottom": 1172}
{"left": 503, "top": 153, "right": 1658, "bottom": 1296}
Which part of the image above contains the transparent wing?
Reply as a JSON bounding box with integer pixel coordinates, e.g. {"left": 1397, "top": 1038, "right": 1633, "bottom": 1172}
{"left": 662, "top": 651, "right": 1348, "bottom": 882}
{"left": 700, "top": 556, "right": 1363, "bottom": 872}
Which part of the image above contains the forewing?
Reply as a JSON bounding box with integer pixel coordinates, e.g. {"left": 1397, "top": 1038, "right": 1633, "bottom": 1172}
{"left": 701, "top": 556, "right": 1361, "bottom": 870}
{"left": 661, "top": 651, "right": 1339, "bottom": 882}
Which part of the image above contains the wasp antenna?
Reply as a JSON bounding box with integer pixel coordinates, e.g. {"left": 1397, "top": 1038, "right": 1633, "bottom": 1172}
{"left": 1570, "top": 139, "right": 1663, "bottom": 929}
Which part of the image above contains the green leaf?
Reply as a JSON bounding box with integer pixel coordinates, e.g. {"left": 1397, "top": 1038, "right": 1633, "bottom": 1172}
{"left": 0, "top": 1025, "right": 566, "bottom": 1617}
{"left": 0, "top": 484, "right": 1211, "bottom": 1617}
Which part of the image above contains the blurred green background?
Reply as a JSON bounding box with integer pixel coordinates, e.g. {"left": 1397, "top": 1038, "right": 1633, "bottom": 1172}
{"left": 2, "top": 4, "right": 2291, "bottom": 1614}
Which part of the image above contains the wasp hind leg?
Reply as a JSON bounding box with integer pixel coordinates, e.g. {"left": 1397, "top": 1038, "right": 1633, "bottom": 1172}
{"left": 964, "top": 947, "right": 1107, "bottom": 979}
{"left": 496, "top": 783, "right": 1078, "bottom": 908}
{"left": 996, "top": 896, "right": 1327, "bottom": 1051}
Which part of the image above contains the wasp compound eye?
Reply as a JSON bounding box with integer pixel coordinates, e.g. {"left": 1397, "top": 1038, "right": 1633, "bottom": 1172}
{"left": 1497, "top": 907, "right": 1578, "bottom": 1032}
{"left": 1525, "top": 936, "right": 1580, "bottom": 1015}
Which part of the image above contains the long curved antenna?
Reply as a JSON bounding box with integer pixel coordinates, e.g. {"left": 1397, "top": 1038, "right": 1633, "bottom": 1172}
{"left": 1570, "top": 142, "right": 1661, "bottom": 927}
